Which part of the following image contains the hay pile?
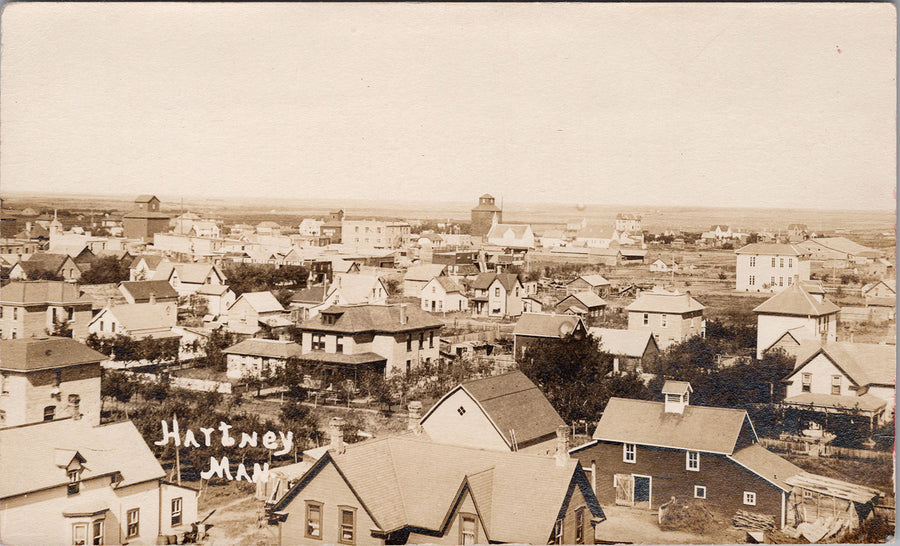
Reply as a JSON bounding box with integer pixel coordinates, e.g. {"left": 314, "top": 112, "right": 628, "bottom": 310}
{"left": 658, "top": 497, "right": 725, "bottom": 534}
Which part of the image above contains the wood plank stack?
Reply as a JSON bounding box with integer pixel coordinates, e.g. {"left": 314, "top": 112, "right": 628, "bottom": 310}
{"left": 732, "top": 510, "right": 776, "bottom": 530}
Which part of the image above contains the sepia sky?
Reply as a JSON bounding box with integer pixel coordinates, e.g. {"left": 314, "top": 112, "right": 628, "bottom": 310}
{"left": 0, "top": 3, "right": 895, "bottom": 210}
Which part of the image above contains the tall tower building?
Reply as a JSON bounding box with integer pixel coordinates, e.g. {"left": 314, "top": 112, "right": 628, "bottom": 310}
{"left": 470, "top": 194, "right": 502, "bottom": 238}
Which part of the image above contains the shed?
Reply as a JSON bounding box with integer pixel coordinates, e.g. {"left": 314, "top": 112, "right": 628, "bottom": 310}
{"left": 784, "top": 472, "right": 882, "bottom": 531}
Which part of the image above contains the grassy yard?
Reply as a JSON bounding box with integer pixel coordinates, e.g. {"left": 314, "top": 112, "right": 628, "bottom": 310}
{"left": 782, "top": 453, "right": 895, "bottom": 495}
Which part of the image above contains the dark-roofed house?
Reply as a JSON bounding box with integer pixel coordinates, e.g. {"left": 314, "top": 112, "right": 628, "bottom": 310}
{"left": 419, "top": 370, "right": 567, "bottom": 455}
{"left": 224, "top": 338, "right": 304, "bottom": 380}
{"left": 0, "top": 336, "right": 106, "bottom": 427}
{"left": 420, "top": 276, "right": 468, "bottom": 313}
{"left": 118, "top": 280, "right": 179, "bottom": 305}
{"left": 0, "top": 280, "right": 94, "bottom": 340}
{"left": 0, "top": 418, "right": 198, "bottom": 545}
{"left": 123, "top": 194, "right": 171, "bottom": 240}
{"left": 566, "top": 275, "right": 612, "bottom": 297}
{"left": 554, "top": 292, "right": 607, "bottom": 321}
{"left": 297, "top": 303, "right": 442, "bottom": 378}
{"left": 588, "top": 328, "right": 660, "bottom": 374}
{"left": 625, "top": 287, "right": 705, "bottom": 349}
{"left": 8, "top": 252, "right": 82, "bottom": 282}
{"left": 735, "top": 243, "right": 811, "bottom": 292}
{"left": 513, "top": 313, "right": 587, "bottom": 362}
{"left": 469, "top": 273, "right": 524, "bottom": 318}
{"left": 783, "top": 340, "right": 895, "bottom": 426}
{"left": 270, "top": 429, "right": 605, "bottom": 545}
{"left": 571, "top": 382, "right": 803, "bottom": 528}
{"left": 754, "top": 282, "right": 840, "bottom": 359}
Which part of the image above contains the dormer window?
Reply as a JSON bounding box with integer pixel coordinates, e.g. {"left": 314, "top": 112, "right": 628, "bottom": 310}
{"left": 68, "top": 469, "right": 81, "bottom": 495}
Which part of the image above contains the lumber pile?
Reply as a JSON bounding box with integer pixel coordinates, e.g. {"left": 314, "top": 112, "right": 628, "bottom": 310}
{"left": 732, "top": 510, "right": 776, "bottom": 530}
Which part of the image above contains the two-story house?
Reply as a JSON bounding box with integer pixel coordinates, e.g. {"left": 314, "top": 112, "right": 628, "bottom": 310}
{"left": 418, "top": 370, "right": 567, "bottom": 455}
{"left": 269, "top": 424, "right": 605, "bottom": 545}
{"left": 734, "top": 243, "right": 811, "bottom": 292}
{"left": 402, "top": 264, "right": 448, "bottom": 298}
{"left": 152, "top": 262, "right": 227, "bottom": 298}
{"left": 0, "top": 281, "right": 93, "bottom": 340}
{"left": 754, "top": 281, "right": 840, "bottom": 359}
{"left": 296, "top": 304, "right": 442, "bottom": 378}
{"left": 87, "top": 302, "right": 179, "bottom": 343}
{"left": 224, "top": 338, "right": 304, "bottom": 380}
{"left": 0, "top": 337, "right": 106, "bottom": 428}
{"left": 226, "top": 291, "right": 292, "bottom": 338}
{"left": 571, "top": 381, "right": 803, "bottom": 528}
{"left": 624, "top": 288, "right": 705, "bottom": 350}
{"left": 9, "top": 253, "right": 82, "bottom": 282}
{"left": 117, "top": 280, "right": 179, "bottom": 305}
{"left": 420, "top": 276, "right": 468, "bottom": 313}
{"left": 289, "top": 275, "right": 389, "bottom": 322}
{"left": 0, "top": 418, "right": 198, "bottom": 546}
{"left": 783, "top": 340, "right": 895, "bottom": 425}
{"left": 469, "top": 273, "right": 524, "bottom": 318}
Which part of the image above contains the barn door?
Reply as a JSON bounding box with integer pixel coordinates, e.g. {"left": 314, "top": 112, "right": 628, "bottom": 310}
{"left": 614, "top": 474, "right": 633, "bottom": 506}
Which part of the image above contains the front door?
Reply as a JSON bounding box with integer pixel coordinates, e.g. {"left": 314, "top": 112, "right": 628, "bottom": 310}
{"left": 634, "top": 475, "right": 651, "bottom": 509}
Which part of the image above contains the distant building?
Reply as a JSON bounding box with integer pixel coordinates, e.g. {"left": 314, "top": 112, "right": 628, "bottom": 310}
{"left": 469, "top": 273, "right": 524, "bottom": 318}
{"left": 513, "top": 313, "right": 587, "bottom": 362}
{"left": 797, "top": 237, "right": 883, "bottom": 267}
{"left": 566, "top": 275, "right": 611, "bottom": 297}
{"left": 123, "top": 195, "right": 171, "bottom": 240}
{"left": 87, "top": 302, "right": 179, "bottom": 341}
{"left": 615, "top": 213, "right": 642, "bottom": 233}
{"left": 224, "top": 338, "right": 304, "bottom": 380}
{"left": 589, "top": 328, "right": 660, "bottom": 374}
{"left": 734, "top": 243, "right": 811, "bottom": 292}
{"left": 753, "top": 282, "right": 840, "bottom": 359}
{"left": 554, "top": 292, "right": 607, "bottom": 320}
{"left": 226, "top": 291, "right": 291, "bottom": 338}
{"left": 118, "top": 280, "right": 179, "bottom": 305}
{"left": 420, "top": 276, "right": 468, "bottom": 313}
{"left": 403, "top": 264, "right": 448, "bottom": 298}
{"left": 470, "top": 194, "right": 502, "bottom": 239}
{"left": 9, "top": 253, "right": 82, "bottom": 282}
{"left": 486, "top": 223, "right": 535, "bottom": 250}
{"left": 0, "top": 281, "right": 93, "bottom": 340}
{"left": 624, "top": 288, "right": 705, "bottom": 349}
{"left": 341, "top": 219, "right": 410, "bottom": 249}
{"left": 152, "top": 262, "right": 227, "bottom": 298}
{"left": 320, "top": 210, "right": 344, "bottom": 243}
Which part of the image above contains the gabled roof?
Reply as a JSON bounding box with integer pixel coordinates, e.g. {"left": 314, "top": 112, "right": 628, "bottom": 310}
{"left": 223, "top": 339, "right": 303, "bottom": 359}
{"left": 0, "top": 419, "right": 165, "bottom": 499}
{"left": 558, "top": 292, "right": 607, "bottom": 309}
{"left": 0, "top": 280, "right": 87, "bottom": 305}
{"left": 426, "top": 275, "right": 463, "bottom": 294}
{"left": 569, "top": 274, "right": 610, "bottom": 287}
{"left": 661, "top": 380, "right": 692, "bottom": 396}
{"left": 0, "top": 337, "right": 107, "bottom": 372}
{"left": 730, "top": 444, "right": 803, "bottom": 492}
{"left": 486, "top": 224, "right": 531, "bottom": 240}
{"left": 469, "top": 273, "right": 521, "bottom": 291}
{"left": 330, "top": 274, "right": 387, "bottom": 303}
{"left": 21, "top": 253, "right": 73, "bottom": 274}
{"left": 862, "top": 279, "right": 896, "bottom": 295}
{"left": 91, "top": 303, "right": 176, "bottom": 332}
{"left": 800, "top": 237, "right": 882, "bottom": 258}
{"left": 134, "top": 194, "right": 158, "bottom": 203}
{"left": 455, "top": 371, "right": 567, "bottom": 447}
{"left": 753, "top": 282, "right": 840, "bottom": 317}
{"left": 299, "top": 304, "right": 443, "bottom": 334}
{"left": 625, "top": 288, "right": 705, "bottom": 314}
{"left": 792, "top": 340, "right": 895, "bottom": 387}
{"left": 589, "top": 328, "right": 657, "bottom": 358}
{"left": 783, "top": 392, "right": 887, "bottom": 413}
{"left": 290, "top": 285, "right": 327, "bottom": 304}
{"left": 513, "top": 313, "right": 585, "bottom": 338}
{"left": 574, "top": 225, "right": 613, "bottom": 239}
{"left": 153, "top": 262, "right": 226, "bottom": 284}
{"left": 130, "top": 254, "right": 165, "bottom": 270}
{"left": 735, "top": 243, "right": 809, "bottom": 256}
{"left": 404, "top": 264, "right": 448, "bottom": 282}
{"left": 232, "top": 291, "right": 284, "bottom": 314}
{"left": 118, "top": 280, "right": 179, "bottom": 302}
{"left": 273, "top": 435, "right": 600, "bottom": 543}
{"left": 592, "top": 397, "right": 753, "bottom": 455}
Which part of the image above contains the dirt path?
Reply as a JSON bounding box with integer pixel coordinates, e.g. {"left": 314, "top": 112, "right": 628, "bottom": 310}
{"left": 202, "top": 495, "right": 275, "bottom": 546}
{"left": 597, "top": 505, "right": 746, "bottom": 544}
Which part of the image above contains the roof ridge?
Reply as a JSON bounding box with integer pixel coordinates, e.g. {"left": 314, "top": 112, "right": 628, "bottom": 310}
{"left": 386, "top": 439, "right": 411, "bottom": 523}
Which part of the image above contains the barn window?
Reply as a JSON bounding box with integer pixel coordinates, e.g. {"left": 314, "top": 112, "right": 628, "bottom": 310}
{"left": 686, "top": 451, "right": 699, "bottom": 471}
{"left": 457, "top": 406, "right": 466, "bottom": 416}
{"left": 623, "top": 443, "right": 636, "bottom": 463}
{"left": 743, "top": 492, "right": 756, "bottom": 506}
{"left": 831, "top": 375, "right": 841, "bottom": 395}
{"left": 694, "top": 485, "right": 707, "bottom": 499}
{"left": 802, "top": 374, "right": 812, "bottom": 392}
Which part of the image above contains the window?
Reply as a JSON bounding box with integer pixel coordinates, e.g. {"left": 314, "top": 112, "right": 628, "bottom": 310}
{"left": 336, "top": 336, "right": 344, "bottom": 353}
{"left": 694, "top": 486, "right": 707, "bottom": 499}
{"left": 660, "top": 314, "right": 668, "bottom": 328}
{"left": 312, "top": 334, "right": 325, "bottom": 351}
{"left": 802, "top": 373, "right": 812, "bottom": 392}
{"left": 12, "top": 307, "right": 17, "bottom": 320}
{"left": 305, "top": 501, "right": 322, "bottom": 539}
{"left": 779, "top": 277, "right": 784, "bottom": 287}
{"left": 831, "top": 375, "right": 841, "bottom": 395}
{"left": 68, "top": 469, "right": 81, "bottom": 495}
{"left": 100, "top": 321, "right": 105, "bottom": 332}
{"left": 789, "top": 258, "right": 793, "bottom": 268}
{"left": 780, "top": 258, "right": 784, "bottom": 268}
{"left": 749, "top": 256, "right": 756, "bottom": 267}
{"left": 126, "top": 509, "right": 139, "bottom": 538}
{"left": 429, "top": 331, "right": 434, "bottom": 348}
{"left": 44, "top": 405, "right": 56, "bottom": 421}
{"left": 405, "top": 360, "right": 411, "bottom": 373}
{"left": 749, "top": 275, "right": 755, "bottom": 286}
{"left": 771, "top": 257, "right": 776, "bottom": 267}
{"left": 52, "top": 307, "right": 58, "bottom": 323}
{"left": 575, "top": 507, "right": 585, "bottom": 544}
{"left": 171, "top": 497, "right": 183, "bottom": 526}
{"left": 339, "top": 507, "right": 356, "bottom": 544}
{"left": 623, "top": 443, "right": 636, "bottom": 463}
{"left": 457, "top": 405, "right": 466, "bottom": 416}
{"left": 743, "top": 492, "right": 756, "bottom": 506}
{"left": 552, "top": 517, "right": 564, "bottom": 545}
{"left": 788, "top": 276, "right": 793, "bottom": 286}
{"left": 73, "top": 523, "right": 88, "bottom": 546}
{"left": 642, "top": 313, "right": 649, "bottom": 326}
{"left": 419, "top": 333, "right": 424, "bottom": 350}
{"left": 406, "top": 335, "right": 412, "bottom": 351}
{"left": 0, "top": 373, "right": 7, "bottom": 394}
{"left": 0, "top": 306, "right": 3, "bottom": 319}
{"left": 494, "top": 287, "right": 500, "bottom": 297}
{"left": 803, "top": 490, "right": 814, "bottom": 500}
{"left": 92, "top": 520, "right": 103, "bottom": 546}
{"left": 770, "top": 276, "right": 775, "bottom": 287}
{"left": 686, "top": 450, "right": 700, "bottom": 471}
{"left": 460, "top": 514, "right": 477, "bottom": 545}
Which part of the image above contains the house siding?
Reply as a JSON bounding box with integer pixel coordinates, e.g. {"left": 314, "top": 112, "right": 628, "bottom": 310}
{"left": 627, "top": 311, "right": 703, "bottom": 350}
{"left": 756, "top": 314, "right": 837, "bottom": 359}
{"left": 0, "top": 363, "right": 102, "bottom": 428}
{"left": 419, "top": 389, "right": 511, "bottom": 452}
{"left": 736, "top": 254, "right": 810, "bottom": 292}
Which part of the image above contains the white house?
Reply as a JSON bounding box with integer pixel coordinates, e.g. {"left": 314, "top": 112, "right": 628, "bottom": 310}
{"left": 152, "top": 262, "right": 227, "bottom": 298}
{"left": 783, "top": 340, "right": 895, "bottom": 424}
{"left": 624, "top": 288, "right": 705, "bottom": 350}
{"left": 754, "top": 282, "right": 840, "bottom": 359}
{"left": 469, "top": 273, "right": 524, "bottom": 318}
{"left": 288, "top": 275, "right": 388, "bottom": 321}
{"left": 485, "top": 223, "right": 535, "bottom": 250}
{"left": 734, "top": 243, "right": 811, "bottom": 292}
{"left": 87, "top": 302, "right": 178, "bottom": 340}
{"left": 223, "top": 338, "right": 304, "bottom": 380}
{"left": 402, "top": 264, "right": 447, "bottom": 298}
{"left": 420, "top": 276, "right": 468, "bottom": 313}
{"left": 298, "top": 218, "right": 323, "bottom": 237}
{"left": 225, "top": 291, "right": 291, "bottom": 337}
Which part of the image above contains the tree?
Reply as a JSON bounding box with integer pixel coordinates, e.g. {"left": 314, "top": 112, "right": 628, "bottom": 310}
{"left": 280, "top": 400, "right": 323, "bottom": 455}
{"left": 50, "top": 317, "right": 73, "bottom": 338}
{"left": 27, "top": 269, "right": 64, "bottom": 281}
{"left": 79, "top": 256, "right": 130, "bottom": 284}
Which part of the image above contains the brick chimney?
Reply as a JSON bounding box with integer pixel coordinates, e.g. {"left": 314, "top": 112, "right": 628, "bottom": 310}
{"left": 329, "top": 416, "right": 345, "bottom": 454}
{"left": 555, "top": 425, "right": 570, "bottom": 466}
{"left": 407, "top": 401, "right": 423, "bottom": 432}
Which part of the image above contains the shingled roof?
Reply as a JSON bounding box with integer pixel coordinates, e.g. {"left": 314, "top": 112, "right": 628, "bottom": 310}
{"left": 513, "top": 313, "right": 585, "bottom": 339}
{"left": 272, "top": 435, "right": 602, "bottom": 544}
{"left": 223, "top": 339, "right": 303, "bottom": 359}
{"left": 0, "top": 280, "right": 88, "bottom": 305}
{"left": 118, "top": 280, "right": 179, "bottom": 302}
{"left": 625, "top": 288, "right": 705, "bottom": 314}
{"left": 792, "top": 340, "right": 895, "bottom": 387}
{"left": 735, "top": 243, "right": 810, "bottom": 256}
{"left": 299, "top": 304, "right": 443, "bottom": 334}
{"left": 589, "top": 328, "right": 657, "bottom": 358}
{"left": 469, "top": 273, "right": 521, "bottom": 291}
{"left": 0, "top": 337, "right": 107, "bottom": 372}
{"left": 753, "top": 282, "right": 840, "bottom": 317}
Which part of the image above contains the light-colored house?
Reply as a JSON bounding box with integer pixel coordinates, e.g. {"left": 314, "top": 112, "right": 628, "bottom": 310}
{"left": 783, "top": 340, "right": 895, "bottom": 424}
{"left": 152, "top": 262, "right": 227, "bottom": 298}
{"left": 554, "top": 292, "right": 606, "bottom": 320}
{"left": 753, "top": 282, "right": 840, "bottom": 359}
{"left": 129, "top": 254, "right": 166, "bottom": 282}
{"left": 193, "top": 284, "right": 236, "bottom": 317}
{"left": 513, "top": 313, "right": 588, "bottom": 363}
{"left": 419, "top": 370, "right": 567, "bottom": 455}
{"left": 734, "top": 243, "right": 811, "bottom": 292}
{"left": 9, "top": 253, "right": 82, "bottom": 282}
{"left": 649, "top": 258, "right": 680, "bottom": 273}
{"left": 0, "top": 281, "right": 94, "bottom": 340}
{"left": 861, "top": 279, "right": 895, "bottom": 308}
{"left": 226, "top": 291, "right": 291, "bottom": 337}
{"left": 298, "top": 219, "right": 324, "bottom": 237}
{"left": 0, "top": 337, "right": 106, "bottom": 428}
{"left": 269, "top": 429, "right": 605, "bottom": 545}
{"left": 341, "top": 219, "right": 411, "bottom": 249}
{"left": 615, "top": 213, "right": 642, "bottom": 234}
{"left": 87, "top": 302, "right": 179, "bottom": 341}
{"left": 0, "top": 418, "right": 198, "bottom": 546}
{"left": 402, "top": 264, "right": 448, "bottom": 298}
{"left": 486, "top": 223, "right": 535, "bottom": 250}
{"left": 420, "top": 276, "right": 468, "bottom": 313}
{"left": 589, "top": 328, "right": 660, "bottom": 374}
{"left": 224, "top": 338, "right": 304, "bottom": 380}
{"left": 469, "top": 273, "right": 524, "bottom": 318}
{"left": 624, "top": 288, "right": 705, "bottom": 350}
{"left": 566, "top": 275, "right": 611, "bottom": 297}
{"left": 297, "top": 304, "right": 442, "bottom": 378}
{"left": 288, "top": 275, "right": 388, "bottom": 321}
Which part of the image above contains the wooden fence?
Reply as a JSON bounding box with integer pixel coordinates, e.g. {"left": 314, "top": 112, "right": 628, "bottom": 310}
{"left": 759, "top": 438, "right": 893, "bottom": 462}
